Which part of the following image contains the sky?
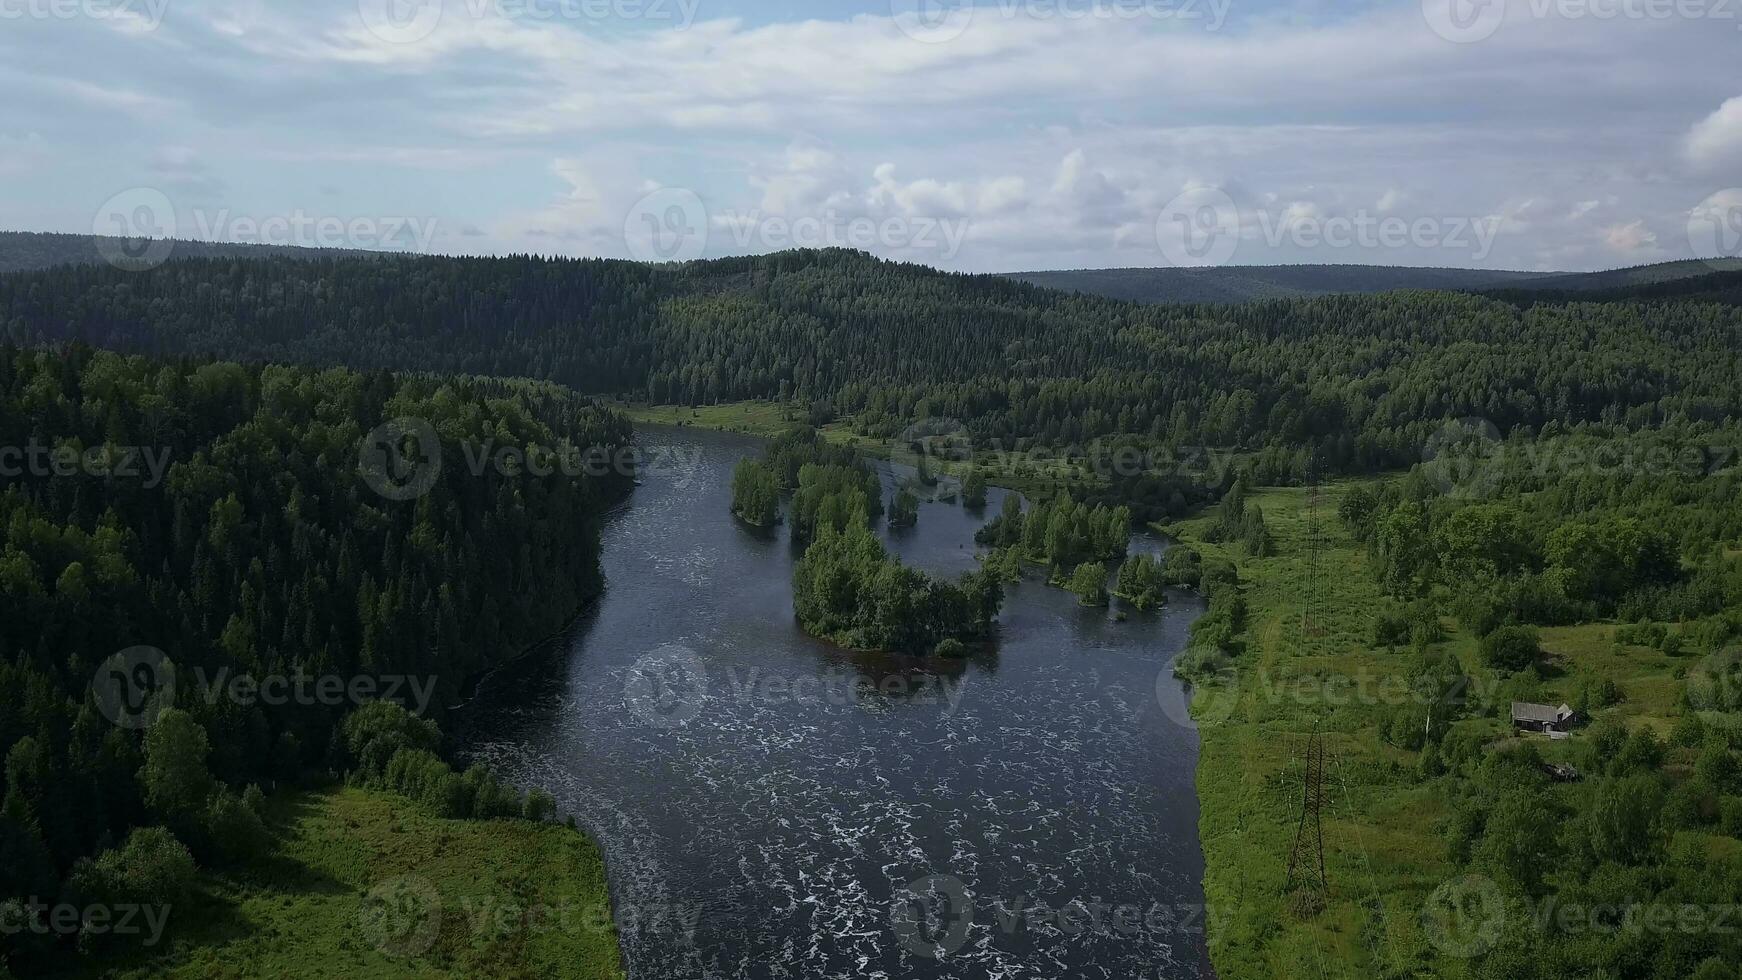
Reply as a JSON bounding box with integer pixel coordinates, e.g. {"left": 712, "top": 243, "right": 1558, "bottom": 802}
{"left": 3, "top": 0, "right": 1741, "bottom": 273}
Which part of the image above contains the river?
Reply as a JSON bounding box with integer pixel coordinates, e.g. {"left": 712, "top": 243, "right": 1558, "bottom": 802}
{"left": 454, "top": 424, "right": 1214, "bottom": 979}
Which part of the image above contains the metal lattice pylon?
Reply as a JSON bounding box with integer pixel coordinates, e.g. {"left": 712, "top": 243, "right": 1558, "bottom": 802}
{"left": 1284, "top": 725, "right": 1329, "bottom": 909}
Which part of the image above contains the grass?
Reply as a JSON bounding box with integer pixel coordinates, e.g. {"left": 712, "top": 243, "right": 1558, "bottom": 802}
{"left": 615, "top": 399, "right": 820, "bottom": 439}
{"left": 61, "top": 787, "right": 623, "bottom": 980}
{"left": 1167, "top": 482, "right": 1460, "bottom": 979}
{"left": 616, "top": 399, "right": 1121, "bottom": 499}
{"left": 1166, "top": 481, "right": 1730, "bottom": 979}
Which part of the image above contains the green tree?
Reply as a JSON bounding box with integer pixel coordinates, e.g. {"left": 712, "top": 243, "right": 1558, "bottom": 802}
{"left": 1480, "top": 625, "right": 1542, "bottom": 673}
{"left": 1068, "top": 563, "right": 1109, "bottom": 607}
{"left": 962, "top": 470, "right": 988, "bottom": 510}
{"left": 730, "top": 459, "right": 780, "bottom": 527}
{"left": 139, "top": 710, "right": 214, "bottom": 822}
{"left": 889, "top": 488, "right": 920, "bottom": 529}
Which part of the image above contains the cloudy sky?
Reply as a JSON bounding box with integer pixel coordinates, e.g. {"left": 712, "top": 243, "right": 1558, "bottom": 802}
{"left": 4, "top": 0, "right": 1741, "bottom": 272}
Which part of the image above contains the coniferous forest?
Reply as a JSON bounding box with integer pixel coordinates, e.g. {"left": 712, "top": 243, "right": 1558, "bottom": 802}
{"left": 2, "top": 251, "right": 1737, "bottom": 482}
{"left": 0, "top": 344, "right": 628, "bottom": 974}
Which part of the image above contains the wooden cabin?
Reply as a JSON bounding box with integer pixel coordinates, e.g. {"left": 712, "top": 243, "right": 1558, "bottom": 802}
{"left": 1511, "top": 701, "right": 1578, "bottom": 734}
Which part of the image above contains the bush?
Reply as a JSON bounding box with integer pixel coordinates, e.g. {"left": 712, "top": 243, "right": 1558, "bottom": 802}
{"left": 203, "top": 791, "right": 270, "bottom": 865}
{"left": 1480, "top": 625, "right": 1542, "bottom": 673}
{"left": 522, "top": 789, "right": 557, "bottom": 823}
{"left": 343, "top": 702, "right": 442, "bottom": 783}
{"left": 1661, "top": 779, "right": 1716, "bottom": 830}
{"left": 1721, "top": 796, "right": 1742, "bottom": 838}
{"left": 933, "top": 638, "right": 968, "bottom": 658}
{"left": 1387, "top": 706, "right": 1428, "bottom": 751}
{"left": 1172, "top": 645, "right": 1231, "bottom": 683}
{"left": 69, "top": 827, "right": 196, "bottom": 909}
{"left": 1612, "top": 728, "right": 1666, "bottom": 776}
{"left": 1373, "top": 609, "right": 1410, "bottom": 648}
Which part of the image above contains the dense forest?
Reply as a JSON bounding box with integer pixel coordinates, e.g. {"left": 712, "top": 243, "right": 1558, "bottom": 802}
{"left": 3, "top": 250, "right": 1738, "bottom": 486}
{"left": 0, "top": 345, "right": 629, "bottom": 971}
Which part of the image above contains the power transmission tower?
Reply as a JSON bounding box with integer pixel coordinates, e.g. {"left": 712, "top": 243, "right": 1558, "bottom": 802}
{"left": 1284, "top": 725, "right": 1329, "bottom": 915}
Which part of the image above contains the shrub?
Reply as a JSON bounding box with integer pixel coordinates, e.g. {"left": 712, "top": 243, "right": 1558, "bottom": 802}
{"left": 1480, "top": 625, "right": 1542, "bottom": 673}
{"left": 523, "top": 789, "right": 557, "bottom": 823}
{"left": 204, "top": 791, "right": 270, "bottom": 865}
{"left": 343, "top": 702, "right": 442, "bottom": 783}
{"left": 70, "top": 827, "right": 196, "bottom": 909}
{"left": 1720, "top": 796, "right": 1742, "bottom": 838}
{"left": 1373, "top": 609, "right": 1410, "bottom": 648}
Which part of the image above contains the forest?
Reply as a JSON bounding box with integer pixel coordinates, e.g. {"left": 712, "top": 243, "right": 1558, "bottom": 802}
{"left": 0, "top": 345, "right": 629, "bottom": 972}
{"left": 2, "top": 250, "right": 1738, "bottom": 488}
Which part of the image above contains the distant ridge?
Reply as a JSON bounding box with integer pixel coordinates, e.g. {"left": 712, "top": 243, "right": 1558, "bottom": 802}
{"left": 1000, "top": 264, "right": 1552, "bottom": 304}
{"left": 0, "top": 230, "right": 379, "bottom": 275}
{"left": 4, "top": 231, "right": 1738, "bottom": 309}
{"left": 1000, "top": 260, "right": 1742, "bottom": 305}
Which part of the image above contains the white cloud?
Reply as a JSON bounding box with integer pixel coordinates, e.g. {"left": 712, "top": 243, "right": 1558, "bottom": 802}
{"left": 2, "top": 0, "right": 1737, "bottom": 273}
{"left": 1684, "top": 96, "right": 1742, "bottom": 171}
{"left": 1603, "top": 219, "right": 1658, "bottom": 254}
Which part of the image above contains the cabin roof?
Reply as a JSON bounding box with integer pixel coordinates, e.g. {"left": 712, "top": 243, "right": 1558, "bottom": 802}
{"left": 1511, "top": 701, "right": 1574, "bottom": 723}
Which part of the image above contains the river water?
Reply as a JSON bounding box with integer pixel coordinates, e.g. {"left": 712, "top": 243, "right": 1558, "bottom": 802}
{"left": 454, "top": 425, "right": 1213, "bottom": 979}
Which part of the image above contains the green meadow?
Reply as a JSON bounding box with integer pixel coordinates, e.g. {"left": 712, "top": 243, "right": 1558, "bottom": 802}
{"left": 57, "top": 788, "right": 623, "bottom": 980}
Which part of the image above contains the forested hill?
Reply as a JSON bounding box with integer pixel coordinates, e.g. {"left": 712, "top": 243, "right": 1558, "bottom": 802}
{"left": 0, "top": 231, "right": 377, "bottom": 275}
{"left": 2, "top": 248, "right": 1739, "bottom": 478}
{"left": 1002, "top": 264, "right": 1551, "bottom": 304}
{"left": 1002, "top": 258, "right": 1742, "bottom": 305}
{"left": 0, "top": 346, "right": 631, "bottom": 970}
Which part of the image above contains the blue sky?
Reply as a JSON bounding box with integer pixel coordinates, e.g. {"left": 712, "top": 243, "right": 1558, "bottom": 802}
{"left": 4, "top": 0, "right": 1740, "bottom": 272}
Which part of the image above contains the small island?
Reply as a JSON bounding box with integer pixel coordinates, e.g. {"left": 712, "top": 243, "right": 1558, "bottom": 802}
{"left": 730, "top": 428, "right": 1003, "bottom": 656}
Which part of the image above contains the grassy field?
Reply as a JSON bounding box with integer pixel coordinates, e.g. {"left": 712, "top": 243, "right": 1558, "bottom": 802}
{"left": 1167, "top": 482, "right": 1460, "bottom": 978}
{"left": 615, "top": 400, "right": 820, "bottom": 439}
{"left": 1167, "top": 482, "right": 1728, "bottom": 979}
{"left": 617, "top": 399, "right": 1122, "bottom": 499}
{"left": 62, "top": 787, "right": 623, "bottom": 980}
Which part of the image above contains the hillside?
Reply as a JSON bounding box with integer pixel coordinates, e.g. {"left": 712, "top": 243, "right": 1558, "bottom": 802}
{"left": 2, "top": 248, "right": 1738, "bottom": 484}
{"left": 1002, "top": 259, "right": 1742, "bottom": 305}
{"left": 1002, "top": 264, "right": 1551, "bottom": 304}
{"left": 0, "top": 231, "right": 378, "bottom": 275}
